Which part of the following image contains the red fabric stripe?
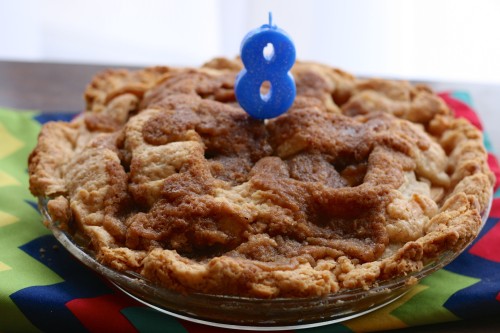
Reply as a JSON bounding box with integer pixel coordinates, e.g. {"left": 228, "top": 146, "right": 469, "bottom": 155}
{"left": 66, "top": 293, "right": 140, "bottom": 333}
{"left": 438, "top": 92, "right": 483, "bottom": 130}
{"left": 488, "top": 153, "right": 500, "bottom": 191}
{"left": 469, "top": 214, "right": 500, "bottom": 262}
{"left": 489, "top": 198, "right": 500, "bottom": 219}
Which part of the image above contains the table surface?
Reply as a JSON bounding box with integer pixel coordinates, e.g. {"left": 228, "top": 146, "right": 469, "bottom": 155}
{"left": 0, "top": 60, "right": 499, "bottom": 332}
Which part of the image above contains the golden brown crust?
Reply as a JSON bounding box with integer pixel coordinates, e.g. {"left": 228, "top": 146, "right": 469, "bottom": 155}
{"left": 84, "top": 66, "right": 173, "bottom": 114}
{"left": 29, "top": 58, "right": 495, "bottom": 298}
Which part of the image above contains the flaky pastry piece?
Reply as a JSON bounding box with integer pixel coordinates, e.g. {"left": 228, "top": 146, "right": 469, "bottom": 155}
{"left": 29, "top": 58, "right": 495, "bottom": 298}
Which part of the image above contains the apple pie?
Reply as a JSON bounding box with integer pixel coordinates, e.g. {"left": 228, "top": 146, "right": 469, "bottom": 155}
{"left": 28, "top": 58, "right": 495, "bottom": 298}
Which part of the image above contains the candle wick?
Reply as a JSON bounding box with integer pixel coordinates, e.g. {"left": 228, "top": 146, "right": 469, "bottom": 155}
{"left": 268, "top": 12, "right": 273, "bottom": 27}
{"left": 263, "top": 43, "right": 275, "bottom": 62}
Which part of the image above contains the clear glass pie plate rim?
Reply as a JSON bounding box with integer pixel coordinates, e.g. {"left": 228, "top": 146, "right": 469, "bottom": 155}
{"left": 38, "top": 195, "right": 492, "bottom": 331}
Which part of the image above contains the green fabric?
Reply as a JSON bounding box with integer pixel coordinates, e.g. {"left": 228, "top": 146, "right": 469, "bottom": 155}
{"left": 391, "top": 269, "right": 478, "bottom": 326}
{"left": 0, "top": 108, "right": 50, "bottom": 333}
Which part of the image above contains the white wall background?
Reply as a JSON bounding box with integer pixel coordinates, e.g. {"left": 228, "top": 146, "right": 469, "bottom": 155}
{"left": 1, "top": 0, "right": 500, "bottom": 83}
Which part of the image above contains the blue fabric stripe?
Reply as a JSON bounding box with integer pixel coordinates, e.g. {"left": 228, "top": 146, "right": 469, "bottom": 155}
{"left": 443, "top": 217, "right": 500, "bottom": 318}
{"left": 34, "top": 112, "right": 77, "bottom": 125}
{"left": 11, "top": 235, "right": 113, "bottom": 333}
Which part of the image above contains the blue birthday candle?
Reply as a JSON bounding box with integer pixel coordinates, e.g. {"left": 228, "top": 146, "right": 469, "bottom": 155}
{"left": 235, "top": 13, "right": 296, "bottom": 119}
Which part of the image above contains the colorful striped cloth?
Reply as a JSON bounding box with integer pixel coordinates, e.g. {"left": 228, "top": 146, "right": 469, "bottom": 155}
{"left": 1, "top": 92, "right": 499, "bottom": 333}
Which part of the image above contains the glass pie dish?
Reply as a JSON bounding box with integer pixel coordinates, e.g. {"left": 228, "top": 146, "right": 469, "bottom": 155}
{"left": 38, "top": 195, "right": 492, "bottom": 331}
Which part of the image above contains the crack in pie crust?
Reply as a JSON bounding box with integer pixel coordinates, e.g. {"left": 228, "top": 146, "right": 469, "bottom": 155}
{"left": 29, "top": 58, "right": 495, "bottom": 298}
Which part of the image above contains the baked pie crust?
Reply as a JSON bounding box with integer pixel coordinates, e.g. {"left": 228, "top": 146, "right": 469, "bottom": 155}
{"left": 29, "top": 58, "right": 495, "bottom": 298}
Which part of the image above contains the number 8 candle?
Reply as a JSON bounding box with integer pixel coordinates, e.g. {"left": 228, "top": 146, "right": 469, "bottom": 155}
{"left": 235, "top": 13, "right": 296, "bottom": 119}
